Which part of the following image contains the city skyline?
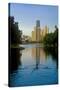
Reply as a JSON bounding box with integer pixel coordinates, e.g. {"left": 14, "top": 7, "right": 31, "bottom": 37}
{"left": 32, "top": 20, "right": 48, "bottom": 42}
{"left": 10, "top": 3, "right": 58, "bottom": 36}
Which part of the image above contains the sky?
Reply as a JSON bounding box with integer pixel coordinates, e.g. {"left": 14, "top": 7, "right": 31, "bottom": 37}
{"left": 10, "top": 3, "right": 58, "bottom": 36}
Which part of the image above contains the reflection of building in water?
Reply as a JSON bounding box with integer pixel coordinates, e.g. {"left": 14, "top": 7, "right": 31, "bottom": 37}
{"left": 32, "top": 20, "right": 49, "bottom": 42}
{"left": 39, "top": 48, "right": 46, "bottom": 64}
{"left": 32, "top": 47, "right": 46, "bottom": 65}
{"left": 32, "top": 47, "right": 40, "bottom": 69}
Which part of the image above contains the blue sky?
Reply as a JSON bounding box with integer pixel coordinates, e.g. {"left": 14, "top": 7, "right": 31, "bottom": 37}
{"left": 10, "top": 3, "right": 58, "bottom": 36}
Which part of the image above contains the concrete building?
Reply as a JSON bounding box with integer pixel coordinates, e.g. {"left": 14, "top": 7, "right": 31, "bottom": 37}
{"left": 32, "top": 20, "right": 41, "bottom": 42}
{"left": 32, "top": 20, "right": 49, "bottom": 42}
{"left": 44, "top": 25, "right": 49, "bottom": 35}
{"left": 32, "top": 28, "right": 36, "bottom": 42}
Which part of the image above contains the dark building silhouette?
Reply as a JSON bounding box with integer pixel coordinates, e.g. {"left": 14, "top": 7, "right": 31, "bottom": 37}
{"left": 36, "top": 20, "right": 40, "bottom": 27}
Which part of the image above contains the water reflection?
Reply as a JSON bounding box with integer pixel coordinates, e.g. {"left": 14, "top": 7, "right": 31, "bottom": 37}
{"left": 44, "top": 47, "right": 58, "bottom": 68}
{"left": 32, "top": 46, "right": 58, "bottom": 70}
{"left": 9, "top": 48, "right": 22, "bottom": 86}
{"left": 9, "top": 44, "right": 58, "bottom": 87}
{"left": 32, "top": 47, "right": 46, "bottom": 70}
{"left": 32, "top": 48, "right": 40, "bottom": 70}
{"left": 44, "top": 47, "right": 58, "bottom": 60}
{"left": 9, "top": 48, "right": 22, "bottom": 73}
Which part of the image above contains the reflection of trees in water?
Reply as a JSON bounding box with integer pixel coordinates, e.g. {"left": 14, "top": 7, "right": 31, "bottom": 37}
{"left": 9, "top": 48, "right": 22, "bottom": 87}
{"left": 31, "top": 46, "right": 58, "bottom": 72}
{"left": 44, "top": 47, "right": 58, "bottom": 68}
{"left": 9, "top": 48, "right": 22, "bottom": 74}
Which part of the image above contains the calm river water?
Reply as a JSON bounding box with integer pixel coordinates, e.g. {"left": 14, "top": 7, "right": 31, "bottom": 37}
{"left": 9, "top": 43, "right": 58, "bottom": 87}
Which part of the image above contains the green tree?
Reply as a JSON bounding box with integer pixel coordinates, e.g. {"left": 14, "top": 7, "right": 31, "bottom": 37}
{"left": 53, "top": 25, "right": 58, "bottom": 46}
{"left": 9, "top": 16, "right": 22, "bottom": 44}
{"left": 43, "top": 25, "right": 58, "bottom": 47}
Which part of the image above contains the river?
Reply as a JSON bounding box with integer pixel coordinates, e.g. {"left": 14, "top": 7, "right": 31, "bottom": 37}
{"left": 9, "top": 43, "right": 58, "bottom": 87}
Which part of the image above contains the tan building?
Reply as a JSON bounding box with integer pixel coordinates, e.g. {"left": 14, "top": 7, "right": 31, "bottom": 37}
{"left": 32, "top": 20, "right": 49, "bottom": 42}
{"left": 44, "top": 25, "right": 49, "bottom": 34}
{"left": 32, "top": 20, "right": 41, "bottom": 42}
{"left": 32, "top": 27, "right": 36, "bottom": 42}
{"left": 32, "top": 27, "right": 41, "bottom": 42}
{"left": 36, "top": 27, "right": 40, "bottom": 42}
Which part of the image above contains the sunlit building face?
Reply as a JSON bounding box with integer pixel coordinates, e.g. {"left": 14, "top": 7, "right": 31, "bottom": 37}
{"left": 32, "top": 20, "right": 49, "bottom": 42}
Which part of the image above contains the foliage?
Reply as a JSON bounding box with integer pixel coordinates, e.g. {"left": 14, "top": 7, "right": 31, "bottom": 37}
{"left": 43, "top": 25, "right": 58, "bottom": 46}
{"left": 9, "top": 16, "right": 22, "bottom": 44}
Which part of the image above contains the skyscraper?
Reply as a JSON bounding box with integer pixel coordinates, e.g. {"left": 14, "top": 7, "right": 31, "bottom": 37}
{"left": 32, "top": 20, "right": 49, "bottom": 42}
{"left": 32, "top": 20, "right": 41, "bottom": 42}
{"left": 36, "top": 20, "right": 40, "bottom": 42}
{"left": 36, "top": 20, "right": 40, "bottom": 27}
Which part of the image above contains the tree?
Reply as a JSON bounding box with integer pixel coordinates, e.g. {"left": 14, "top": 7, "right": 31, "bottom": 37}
{"left": 43, "top": 25, "right": 58, "bottom": 47}
{"left": 53, "top": 25, "right": 58, "bottom": 46}
{"left": 9, "top": 16, "right": 22, "bottom": 44}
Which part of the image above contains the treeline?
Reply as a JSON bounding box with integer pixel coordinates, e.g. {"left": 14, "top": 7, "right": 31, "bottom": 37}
{"left": 43, "top": 25, "right": 58, "bottom": 47}
{"left": 8, "top": 16, "right": 22, "bottom": 75}
{"left": 9, "top": 16, "right": 22, "bottom": 45}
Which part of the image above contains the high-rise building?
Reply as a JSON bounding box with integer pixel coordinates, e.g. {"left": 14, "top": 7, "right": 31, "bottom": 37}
{"left": 36, "top": 20, "right": 41, "bottom": 42}
{"left": 32, "top": 20, "right": 41, "bottom": 42}
{"left": 32, "top": 20, "right": 49, "bottom": 42}
{"left": 36, "top": 20, "right": 40, "bottom": 27}
{"left": 44, "top": 25, "right": 49, "bottom": 34}
{"left": 32, "top": 27, "right": 36, "bottom": 41}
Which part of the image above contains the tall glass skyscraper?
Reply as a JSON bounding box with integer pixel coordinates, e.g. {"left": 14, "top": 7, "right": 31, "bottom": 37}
{"left": 36, "top": 20, "right": 40, "bottom": 42}
{"left": 36, "top": 20, "right": 40, "bottom": 27}
{"left": 32, "top": 20, "right": 48, "bottom": 42}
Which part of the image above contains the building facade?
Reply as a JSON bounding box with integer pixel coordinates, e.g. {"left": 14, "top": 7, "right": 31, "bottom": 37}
{"left": 32, "top": 20, "right": 49, "bottom": 42}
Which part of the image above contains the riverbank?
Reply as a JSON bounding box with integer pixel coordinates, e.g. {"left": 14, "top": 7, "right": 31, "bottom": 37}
{"left": 10, "top": 44, "right": 25, "bottom": 50}
{"left": 43, "top": 44, "right": 58, "bottom": 48}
